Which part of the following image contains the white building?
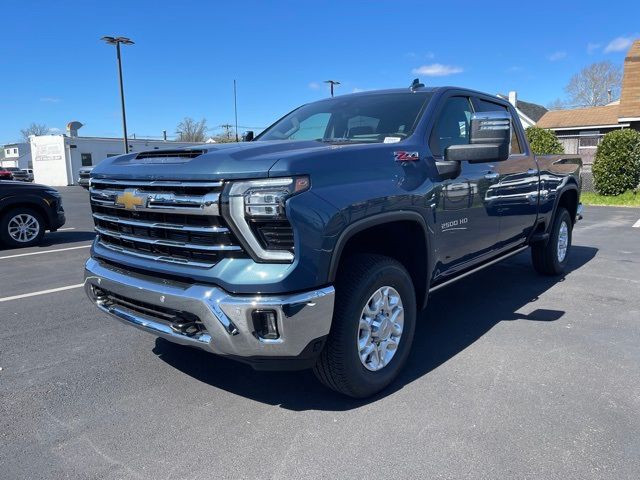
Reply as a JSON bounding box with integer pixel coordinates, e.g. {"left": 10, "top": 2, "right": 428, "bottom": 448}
{"left": 30, "top": 122, "right": 204, "bottom": 186}
{"left": 1, "top": 142, "right": 32, "bottom": 169}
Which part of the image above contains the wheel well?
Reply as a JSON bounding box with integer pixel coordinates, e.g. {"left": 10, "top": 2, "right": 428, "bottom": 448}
{"left": 557, "top": 188, "right": 578, "bottom": 225}
{"left": 0, "top": 202, "right": 50, "bottom": 229}
{"left": 335, "top": 220, "right": 428, "bottom": 308}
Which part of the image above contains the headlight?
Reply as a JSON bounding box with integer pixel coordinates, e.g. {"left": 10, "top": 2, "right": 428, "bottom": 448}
{"left": 224, "top": 177, "right": 309, "bottom": 262}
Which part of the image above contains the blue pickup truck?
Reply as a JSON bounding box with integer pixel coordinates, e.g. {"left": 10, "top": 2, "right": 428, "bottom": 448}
{"left": 84, "top": 83, "right": 582, "bottom": 397}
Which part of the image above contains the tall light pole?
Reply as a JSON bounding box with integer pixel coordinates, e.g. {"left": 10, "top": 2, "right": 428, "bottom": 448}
{"left": 324, "top": 80, "right": 340, "bottom": 97}
{"left": 101, "top": 36, "right": 134, "bottom": 153}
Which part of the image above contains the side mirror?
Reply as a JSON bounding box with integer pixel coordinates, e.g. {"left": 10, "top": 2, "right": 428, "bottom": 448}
{"left": 445, "top": 111, "right": 511, "bottom": 163}
{"left": 242, "top": 130, "right": 254, "bottom": 142}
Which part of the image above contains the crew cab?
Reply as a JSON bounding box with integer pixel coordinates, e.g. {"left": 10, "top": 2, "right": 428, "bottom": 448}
{"left": 0, "top": 181, "right": 66, "bottom": 247}
{"left": 84, "top": 84, "right": 582, "bottom": 397}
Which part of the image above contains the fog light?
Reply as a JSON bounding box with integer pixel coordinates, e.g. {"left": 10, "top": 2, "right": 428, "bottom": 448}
{"left": 252, "top": 309, "right": 279, "bottom": 340}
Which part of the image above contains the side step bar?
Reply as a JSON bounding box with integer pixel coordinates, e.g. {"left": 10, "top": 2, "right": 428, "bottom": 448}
{"left": 429, "top": 246, "right": 528, "bottom": 293}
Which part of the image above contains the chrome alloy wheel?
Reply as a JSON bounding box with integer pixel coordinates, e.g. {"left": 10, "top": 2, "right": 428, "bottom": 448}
{"left": 8, "top": 214, "right": 40, "bottom": 243}
{"left": 557, "top": 221, "right": 569, "bottom": 262}
{"left": 357, "top": 286, "right": 404, "bottom": 371}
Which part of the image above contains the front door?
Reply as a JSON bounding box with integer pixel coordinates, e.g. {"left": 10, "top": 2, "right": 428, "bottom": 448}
{"left": 472, "top": 97, "right": 540, "bottom": 246}
{"left": 428, "top": 95, "right": 501, "bottom": 278}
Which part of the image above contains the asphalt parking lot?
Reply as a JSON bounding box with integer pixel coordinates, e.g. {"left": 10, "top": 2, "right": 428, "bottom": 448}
{"left": 1, "top": 187, "right": 639, "bottom": 479}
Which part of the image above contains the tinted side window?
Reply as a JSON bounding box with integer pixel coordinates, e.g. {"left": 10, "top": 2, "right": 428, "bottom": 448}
{"left": 474, "top": 98, "right": 522, "bottom": 154}
{"left": 429, "top": 96, "right": 472, "bottom": 157}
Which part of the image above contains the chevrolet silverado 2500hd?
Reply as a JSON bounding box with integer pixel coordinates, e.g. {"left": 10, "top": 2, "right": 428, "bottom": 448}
{"left": 84, "top": 84, "right": 582, "bottom": 398}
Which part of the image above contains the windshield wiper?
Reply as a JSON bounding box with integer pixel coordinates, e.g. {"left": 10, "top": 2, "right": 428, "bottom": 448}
{"left": 317, "top": 137, "right": 361, "bottom": 143}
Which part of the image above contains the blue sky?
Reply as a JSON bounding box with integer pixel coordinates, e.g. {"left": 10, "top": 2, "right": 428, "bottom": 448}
{"left": 1, "top": 0, "right": 639, "bottom": 144}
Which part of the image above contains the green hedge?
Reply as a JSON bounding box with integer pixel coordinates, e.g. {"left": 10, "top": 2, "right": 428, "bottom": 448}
{"left": 592, "top": 129, "right": 640, "bottom": 196}
{"left": 525, "top": 127, "right": 564, "bottom": 155}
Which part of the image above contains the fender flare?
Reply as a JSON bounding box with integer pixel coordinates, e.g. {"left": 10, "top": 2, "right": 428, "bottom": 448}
{"left": 327, "top": 210, "right": 433, "bottom": 308}
{"left": 0, "top": 195, "right": 53, "bottom": 227}
{"left": 547, "top": 180, "right": 579, "bottom": 233}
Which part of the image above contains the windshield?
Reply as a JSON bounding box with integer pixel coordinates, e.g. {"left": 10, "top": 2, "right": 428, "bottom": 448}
{"left": 258, "top": 92, "right": 432, "bottom": 143}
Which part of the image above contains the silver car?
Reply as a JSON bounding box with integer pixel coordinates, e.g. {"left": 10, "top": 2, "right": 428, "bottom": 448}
{"left": 78, "top": 166, "right": 93, "bottom": 189}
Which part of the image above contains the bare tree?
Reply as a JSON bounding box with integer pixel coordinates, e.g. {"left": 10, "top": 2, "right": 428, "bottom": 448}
{"left": 565, "top": 61, "right": 622, "bottom": 107}
{"left": 20, "top": 122, "right": 49, "bottom": 141}
{"left": 546, "top": 98, "right": 569, "bottom": 110}
{"left": 175, "top": 117, "right": 208, "bottom": 142}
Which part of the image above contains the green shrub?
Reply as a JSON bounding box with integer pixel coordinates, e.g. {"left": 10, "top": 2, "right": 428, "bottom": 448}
{"left": 525, "top": 126, "right": 564, "bottom": 155}
{"left": 592, "top": 129, "right": 640, "bottom": 196}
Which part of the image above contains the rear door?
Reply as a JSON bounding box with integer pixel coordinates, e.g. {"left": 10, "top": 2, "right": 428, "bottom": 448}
{"left": 472, "top": 97, "right": 539, "bottom": 246}
{"left": 428, "top": 94, "right": 501, "bottom": 276}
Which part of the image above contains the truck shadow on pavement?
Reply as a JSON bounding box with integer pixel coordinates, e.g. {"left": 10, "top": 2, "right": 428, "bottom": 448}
{"left": 153, "top": 245, "right": 598, "bottom": 411}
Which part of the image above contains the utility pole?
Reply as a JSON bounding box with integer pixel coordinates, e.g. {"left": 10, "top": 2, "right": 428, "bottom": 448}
{"left": 101, "top": 36, "right": 134, "bottom": 153}
{"left": 220, "top": 124, "right": 234, "bottom": 140}
{"left": 324, "top": 80, "right": 340, "bottom": 97}
{"left": 233, "top": 80, "right": 239, "bottom": 142}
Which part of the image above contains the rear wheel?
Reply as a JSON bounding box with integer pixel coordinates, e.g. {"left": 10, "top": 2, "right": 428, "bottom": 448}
{"left": 0, "top": 208, "right": 45, "bottom": 248}
{"left": 531, "top": 207, "right": 572, "bottom": 276}
{"left": 314, "top": 254, "right": 416, "bottom": 398}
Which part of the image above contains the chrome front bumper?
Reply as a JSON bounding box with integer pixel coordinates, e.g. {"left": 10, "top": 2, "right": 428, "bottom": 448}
{"left": 84, "top": 258, "right": 335, "bottom": 359}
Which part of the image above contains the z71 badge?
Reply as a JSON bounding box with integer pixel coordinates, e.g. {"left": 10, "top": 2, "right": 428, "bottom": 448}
{"left": 394, "top": 151, "right": 420, "bottom": 162}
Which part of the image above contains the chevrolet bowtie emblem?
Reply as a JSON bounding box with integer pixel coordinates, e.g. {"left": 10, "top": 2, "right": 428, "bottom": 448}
{"left": 115, "top": 189, "right": 146, "bottom": 210}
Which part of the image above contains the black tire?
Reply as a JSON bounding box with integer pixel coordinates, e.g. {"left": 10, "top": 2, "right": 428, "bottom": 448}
{"left": 313, "top": 254, "right": 416, "bottom": 398}
{"left": 0, "top": 207, "right": 46, "bottom": 248}
{"left": 531, "top": 207, "right": 572, "bottom": 276}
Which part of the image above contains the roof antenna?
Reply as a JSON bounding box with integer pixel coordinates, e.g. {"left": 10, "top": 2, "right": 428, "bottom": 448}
{"left": 410, "top": 78, "right": 424, "bottom": 91}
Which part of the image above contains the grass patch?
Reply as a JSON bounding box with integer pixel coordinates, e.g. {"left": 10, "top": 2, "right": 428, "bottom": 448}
{"left": 581, "top": 190, "right": 640, "bottom": 207}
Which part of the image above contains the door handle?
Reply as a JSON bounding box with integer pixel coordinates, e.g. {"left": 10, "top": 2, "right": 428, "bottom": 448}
{"left": 484, "top": 172, "right": 499, "bottom": 180}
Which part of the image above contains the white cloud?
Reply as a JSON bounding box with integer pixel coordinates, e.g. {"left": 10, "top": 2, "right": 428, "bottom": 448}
{"left": 352, "top": 88, "right": 366, "bottom": 93}
{"left": 604, "top": 36, "right": 635, "bottom": 53}
{"left": 308, "top": 82, "right": 320, "bottom": 90}
{"left": 40, "top": 97, "right": 61, "bottom": 103}
{"left": 587, "top": 42, "right": 601, "bottom": 54}
{"left": 411, "top": 63, "right": 463, "bottom": 77}
{"left": 547, "top": 51, "right": 567, "bottom": 61}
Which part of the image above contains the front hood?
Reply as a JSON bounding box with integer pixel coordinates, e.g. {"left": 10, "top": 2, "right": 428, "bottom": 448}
{"left": 90, "top": 140, "right": 351, "bottom": 181}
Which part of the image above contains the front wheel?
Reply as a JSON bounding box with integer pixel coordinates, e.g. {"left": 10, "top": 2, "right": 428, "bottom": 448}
{"left": 313, "top": 254, "right": 416, "bottom": 398}
{"left": 531, "top": 207, "right": 572, "bottom": 276}
{"left": 0, "top": 208, "right": 45, "bottom": 248}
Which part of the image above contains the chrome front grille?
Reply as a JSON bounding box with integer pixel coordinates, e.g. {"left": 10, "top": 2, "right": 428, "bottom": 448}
{"left": 90, "top": 179, "right": 245, "bottom": 267}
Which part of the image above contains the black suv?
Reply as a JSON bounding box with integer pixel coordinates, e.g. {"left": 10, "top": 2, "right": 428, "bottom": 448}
{"left": 0, "top": 181, "right": 66, "bottom": 248}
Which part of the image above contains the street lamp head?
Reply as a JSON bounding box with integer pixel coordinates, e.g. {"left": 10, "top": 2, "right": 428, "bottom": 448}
{"left": 324, "top": 80, "right": 341, "bottom": 85}
{"left": 101, "top": 36, "right": 134, "bottom": 45}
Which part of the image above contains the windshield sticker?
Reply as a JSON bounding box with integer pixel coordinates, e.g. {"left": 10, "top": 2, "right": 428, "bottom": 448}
{"left": 384, "top": 137, "right": 402, "bottom": 143}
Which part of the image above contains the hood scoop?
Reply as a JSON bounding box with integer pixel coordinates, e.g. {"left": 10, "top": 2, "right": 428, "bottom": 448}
{"left": 131, "top": 149, "right": 205, "bottom": 164}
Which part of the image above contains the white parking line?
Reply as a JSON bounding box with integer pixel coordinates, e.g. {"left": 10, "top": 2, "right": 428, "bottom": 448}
{"left": 0, "top": 283, "right": 84, "bottom": 303}
{"left": 633, "top": 219, "right": 640, "bottom": 228}
{"left": 0, "top": 244, "right": 91, "bottom": 260}
{"left": 55, "top": 227, "right": 76, "bottom": 231}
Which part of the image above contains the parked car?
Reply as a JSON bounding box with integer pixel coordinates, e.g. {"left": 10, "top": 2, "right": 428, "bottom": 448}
{"left": 24, "top": 169, "right": 34, "bottom": 182}
{"left": 5, "top": 167, "right": 29, "bottom": 182}
{"left": 0, "top": 168, "right": 13, "bottom": 180}
{"left": 84, "top": 83, "right": 582, "bottom": 397}
{"left": 0, "top": 181, "right": 66, "bottom": 248}
{"left": 78, "top": 166, "right": 93, "bottom": 189}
